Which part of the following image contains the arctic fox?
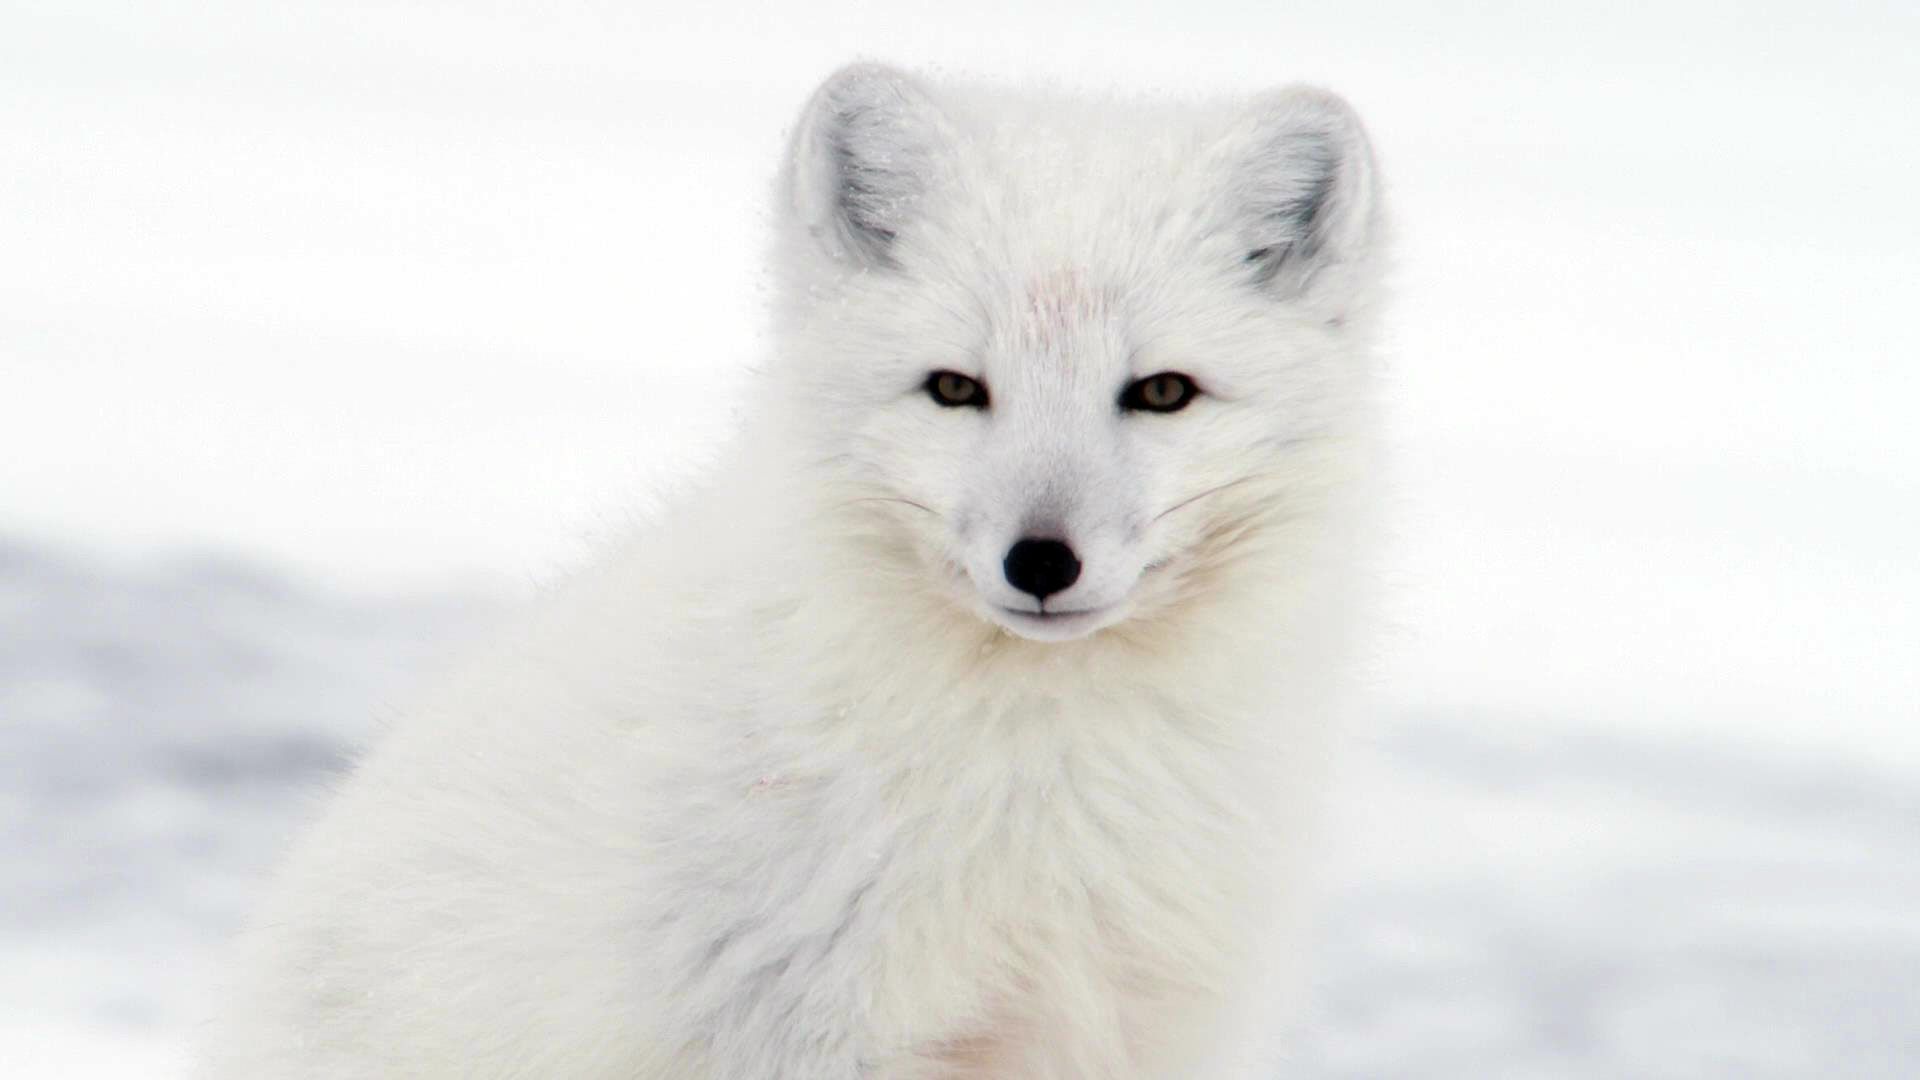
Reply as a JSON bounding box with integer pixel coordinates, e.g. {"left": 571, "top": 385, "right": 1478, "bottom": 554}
{"left": 201, "top": 64, "right": 1386, "bottom": 1078}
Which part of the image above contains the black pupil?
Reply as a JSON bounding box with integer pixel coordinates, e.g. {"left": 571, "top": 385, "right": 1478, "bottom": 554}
{"left": 1128, "top": 373, "right": 1191, "bottom": 411}
{"left": 932, "top": 372, "right": 980, "bottom": 406}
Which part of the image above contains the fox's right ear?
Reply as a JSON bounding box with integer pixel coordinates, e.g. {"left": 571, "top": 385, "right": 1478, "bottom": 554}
{"left": 786, "top": 63, "right": 955, "bottom": 269}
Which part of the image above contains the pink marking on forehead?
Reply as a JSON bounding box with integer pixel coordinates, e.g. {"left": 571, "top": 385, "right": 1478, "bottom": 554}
{"left": 1021, "top": 267, "right": 1108, "bottom": 352}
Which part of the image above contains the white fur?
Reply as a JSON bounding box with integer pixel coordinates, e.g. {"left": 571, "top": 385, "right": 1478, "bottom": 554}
{"left": 198, "top": 65, "right": 1388, "bottom": 1079}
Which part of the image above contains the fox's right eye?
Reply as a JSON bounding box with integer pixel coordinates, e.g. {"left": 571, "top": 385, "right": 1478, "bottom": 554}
{"left": 926, "top": 371, "right": 989, "bottom": 409}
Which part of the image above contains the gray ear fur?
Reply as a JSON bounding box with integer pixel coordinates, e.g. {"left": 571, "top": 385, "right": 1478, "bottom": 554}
{"left": 1228, "top": 87, "right": 1379, "bottom": 302}
{"left": 788, "top": 63, "right": 954, "bottom": 269}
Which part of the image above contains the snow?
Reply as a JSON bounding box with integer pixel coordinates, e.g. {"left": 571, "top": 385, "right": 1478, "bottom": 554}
{"left": 3, "top": 0, "right": 1917, "bottom": 1075}
{"left": 0, "top": 542, "right": 493, "bottom": 1074}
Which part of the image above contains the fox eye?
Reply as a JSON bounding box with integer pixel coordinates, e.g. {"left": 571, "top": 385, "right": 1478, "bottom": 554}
{"left": 1119, "top": 372, "right": 1199, "bottom": 413}
{"left": 926, "top": 370, "right": 989, "bottom": 409}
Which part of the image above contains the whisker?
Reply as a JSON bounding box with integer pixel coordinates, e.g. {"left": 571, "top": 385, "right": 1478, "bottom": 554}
{"left": 1153, "top": 475, "right": 1265, "bottom": 522}
{"left": 842, "top": 496, "right": 940, "bottom": 517}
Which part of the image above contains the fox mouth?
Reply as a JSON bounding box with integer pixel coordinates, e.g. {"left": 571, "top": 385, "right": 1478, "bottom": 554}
{"left": 989, "top": 602, "right": 1121, "bottom": 642}
{"left": 996, "top": 604, "right": 1105, "bottom": 620}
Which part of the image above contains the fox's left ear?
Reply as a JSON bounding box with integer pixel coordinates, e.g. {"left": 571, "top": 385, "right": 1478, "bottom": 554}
{"left": 786, "top": 63, "right": 958, "bottom": 269}
{"left": 1221, "top": 87, "right": 1381, "bottom": 309}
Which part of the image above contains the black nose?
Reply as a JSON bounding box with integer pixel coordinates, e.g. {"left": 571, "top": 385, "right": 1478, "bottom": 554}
{"left": 1003, "top": 538, "right": 1081, "bottom": 601}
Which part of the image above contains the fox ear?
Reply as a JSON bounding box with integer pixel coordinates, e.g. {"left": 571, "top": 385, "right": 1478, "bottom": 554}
{"left": 1225, "top": 87, "right": 1380, "bottom": 305}
{"left": 787, "top": 63, "right": 955, "bottom": 269}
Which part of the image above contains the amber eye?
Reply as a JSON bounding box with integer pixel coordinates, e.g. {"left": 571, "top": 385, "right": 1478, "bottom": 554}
{"left": 927, "top": 370, "right": 989, "bottom": 408}
{"left": 1119, "top": 372, "right": 1198, "bottom": 413}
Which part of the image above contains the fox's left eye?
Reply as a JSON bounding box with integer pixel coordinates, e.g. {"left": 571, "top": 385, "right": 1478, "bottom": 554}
{"left": 1119, "top": 372, "right": 1199, "bottom": 413}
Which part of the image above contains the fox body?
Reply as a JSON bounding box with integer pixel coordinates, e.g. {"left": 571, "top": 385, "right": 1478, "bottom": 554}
{"left": 201, "top": 65, "right": 1387, "bottom": 1078}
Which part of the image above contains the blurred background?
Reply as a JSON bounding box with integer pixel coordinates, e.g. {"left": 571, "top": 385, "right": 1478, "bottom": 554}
{"left": 4, "top": 1, "right": 1917, "bottom": 1075}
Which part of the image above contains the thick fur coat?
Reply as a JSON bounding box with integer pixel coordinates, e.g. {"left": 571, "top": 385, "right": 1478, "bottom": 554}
{"left": 199, "top": 64, "right": 1388, "bottom": 1078}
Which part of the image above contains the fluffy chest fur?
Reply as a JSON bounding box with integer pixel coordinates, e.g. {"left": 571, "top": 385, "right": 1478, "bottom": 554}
{"left": 643, "top": 645, "right": 1297, "bottom": 1077}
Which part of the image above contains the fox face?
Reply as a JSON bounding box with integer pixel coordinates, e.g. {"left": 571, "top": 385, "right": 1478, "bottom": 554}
{"left": 773, "top": 65, "right": 1383, "bottom": 643}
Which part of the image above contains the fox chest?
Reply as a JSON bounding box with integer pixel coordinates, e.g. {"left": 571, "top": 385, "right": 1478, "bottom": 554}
{"left": 849, "top": 747, "right": 1262, "bottom": 1074}
{"left": 664, "top": 702, "right": 1276, "bottom": 1075}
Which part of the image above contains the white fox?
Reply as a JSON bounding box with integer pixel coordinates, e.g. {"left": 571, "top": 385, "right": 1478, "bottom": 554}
{"left": 200, "top": 63, "right": 1388, "bottom": 1079}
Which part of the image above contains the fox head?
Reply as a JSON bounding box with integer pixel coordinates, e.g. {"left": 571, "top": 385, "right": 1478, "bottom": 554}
{"left": 767, "top": 64, "right": 1384, "bottom": 645}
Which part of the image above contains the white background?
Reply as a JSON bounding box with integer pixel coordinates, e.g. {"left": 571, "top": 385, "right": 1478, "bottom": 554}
{"left": 4, "top": 1, "right": 1918, "bottom": 1075}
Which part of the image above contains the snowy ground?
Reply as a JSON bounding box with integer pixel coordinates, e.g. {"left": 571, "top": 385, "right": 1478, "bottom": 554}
{"left": 0, "top": 542, "right": 494, "bottom": 1075}
{"left": 5, "top": 0, "right": 1918, "bottom": 1075}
